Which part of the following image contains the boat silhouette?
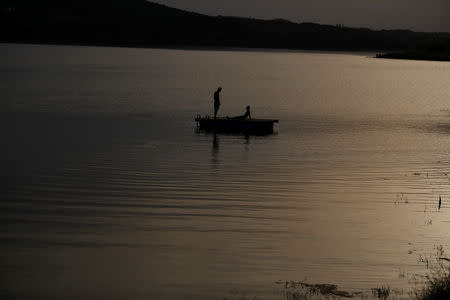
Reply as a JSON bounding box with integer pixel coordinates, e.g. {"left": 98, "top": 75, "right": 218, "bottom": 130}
{"left": 195, "top": 115, "right": 279, "bottom": 135}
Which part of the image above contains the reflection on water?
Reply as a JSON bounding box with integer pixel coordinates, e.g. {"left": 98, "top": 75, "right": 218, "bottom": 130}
{"left": 2, "top": 44, "right": 450, "bottom": 300}
{"left": 5, "top": 112, "right": 450, "bottom": 299}
{"left": 212, "top": 133, "right": 219, "bottom": 165}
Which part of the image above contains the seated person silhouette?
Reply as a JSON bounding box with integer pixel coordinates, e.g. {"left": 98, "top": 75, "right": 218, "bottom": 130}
{"left": 227, "top": 106, "right": 251, "bottom": 120}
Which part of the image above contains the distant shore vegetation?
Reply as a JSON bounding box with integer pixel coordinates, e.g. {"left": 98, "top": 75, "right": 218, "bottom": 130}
{"left": 376, "top": 47, "right": 450, "bottom": 62}
{"left": 1, "top": 0, "right": 450, "bottom": 61}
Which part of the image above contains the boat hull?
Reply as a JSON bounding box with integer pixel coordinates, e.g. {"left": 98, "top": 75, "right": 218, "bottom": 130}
{"left": 195, "top": 116, "right": 278, "bottom": 134}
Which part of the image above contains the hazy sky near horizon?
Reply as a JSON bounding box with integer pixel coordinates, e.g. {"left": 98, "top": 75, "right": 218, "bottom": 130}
{"left": 153, "top": 0, "right": 450, "bottom": 32}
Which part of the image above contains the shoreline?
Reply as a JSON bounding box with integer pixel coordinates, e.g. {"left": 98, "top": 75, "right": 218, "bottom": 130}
{"left": 3, "top": 41, "right": 449, "bottom": 62}
{"left": 376, "top": 51, "right": 450, "bottom": 62}
{"left": 0, "top": 41, "right": 377, "bottom": 56}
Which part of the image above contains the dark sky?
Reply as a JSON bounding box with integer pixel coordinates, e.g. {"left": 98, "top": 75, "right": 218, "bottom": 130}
{"left": 153, "top": 0, "right": 450, "bottom": 33}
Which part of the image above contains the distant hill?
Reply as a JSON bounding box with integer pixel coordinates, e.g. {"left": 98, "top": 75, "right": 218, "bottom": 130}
{"left": 2, "top": 0, "right": 450, "bottom": 55}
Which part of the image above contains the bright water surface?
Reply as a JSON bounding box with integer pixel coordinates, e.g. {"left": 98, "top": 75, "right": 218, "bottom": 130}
{"left": 2, "top": 44, "right": 450, "bottom": 299}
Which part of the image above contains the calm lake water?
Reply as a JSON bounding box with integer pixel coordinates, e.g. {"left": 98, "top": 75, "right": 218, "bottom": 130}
{"left": 2, "top": 44, "right": 450, "bottom": 300}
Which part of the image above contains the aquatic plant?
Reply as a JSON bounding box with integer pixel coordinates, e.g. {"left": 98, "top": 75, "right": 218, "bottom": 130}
{"left": 278, "top": 280, "right": 355, "bottom": 299}
{"left": 416, "top": 245, "right": 450, "bottom": 300}
{"left": 371, "top": 286, "right": 390, "bottom": 299}
{"left": 415, "top": 267, "right": 450, "bottom": 300}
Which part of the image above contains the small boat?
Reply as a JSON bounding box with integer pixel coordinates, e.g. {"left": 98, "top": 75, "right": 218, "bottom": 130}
{"left": 195, "top": 115, "right": 279, "bottom": 134}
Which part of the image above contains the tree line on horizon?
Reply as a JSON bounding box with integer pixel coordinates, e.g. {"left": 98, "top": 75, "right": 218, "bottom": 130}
{"left": 1, "top": 0, "right": 450, "bottom": 55}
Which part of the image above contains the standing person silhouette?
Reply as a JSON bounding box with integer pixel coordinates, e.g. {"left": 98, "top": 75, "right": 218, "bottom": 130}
{"left": 213, "top": 87, "right": 222, "bottom": 119}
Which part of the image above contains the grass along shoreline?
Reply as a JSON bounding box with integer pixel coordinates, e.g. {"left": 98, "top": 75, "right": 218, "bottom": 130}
{"left": 224, "top": 246, "right": 450, "bottom": 300}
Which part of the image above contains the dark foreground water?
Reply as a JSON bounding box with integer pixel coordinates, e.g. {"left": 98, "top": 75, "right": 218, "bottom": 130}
{"left": 2, "top": 44, "right": 450, "bottom": 299}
